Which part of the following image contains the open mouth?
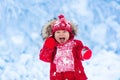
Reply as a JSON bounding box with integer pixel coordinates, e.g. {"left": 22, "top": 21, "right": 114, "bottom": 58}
{"left": 59, "top": 37, "right": 65, "bottom": 43}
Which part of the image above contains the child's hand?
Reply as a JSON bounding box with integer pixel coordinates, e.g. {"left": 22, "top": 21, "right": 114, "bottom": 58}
{"left": 81, "top": 46, "right": 92, "bottom": 60}
{"left": 44, "top": 36, "right": 56, "bottom": 49}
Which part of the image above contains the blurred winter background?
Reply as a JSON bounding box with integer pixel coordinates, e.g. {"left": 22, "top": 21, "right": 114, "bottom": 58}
{"left": 0, "top": 0, "right": 120, "bottom": 80}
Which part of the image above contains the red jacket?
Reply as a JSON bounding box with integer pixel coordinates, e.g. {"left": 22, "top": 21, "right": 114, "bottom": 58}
{"left": 39, "top": 39, "right": 91, "bottom": 80}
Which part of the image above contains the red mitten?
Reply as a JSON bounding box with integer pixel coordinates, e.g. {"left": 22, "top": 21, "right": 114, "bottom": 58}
{"left": 83, "top": 49, "right": 92, "bottom": 60}
{"left": 81, "top": 46, "right": 92, "bottom": 60}
{"left": 44, "top": 37, "right": 56, "bottom": 49}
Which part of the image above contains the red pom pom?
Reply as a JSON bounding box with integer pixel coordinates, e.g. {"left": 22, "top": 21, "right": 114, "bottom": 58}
{"left": 58, "top": 14, "right": 64, "bottom": 19}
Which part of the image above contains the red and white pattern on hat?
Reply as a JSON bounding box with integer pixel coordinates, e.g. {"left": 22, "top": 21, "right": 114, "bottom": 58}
{"left": 51, "top": 14, "right": 72, "bottom": 34}
{"left": 53, "top": 40, "right": 76, "bottom": 72}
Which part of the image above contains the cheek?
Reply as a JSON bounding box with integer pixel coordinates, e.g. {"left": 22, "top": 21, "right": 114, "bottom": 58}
{"left": 54, "top": 34, "right": 59, "bottom": 41}
{"left": 65, "top": 33, "right": 70, "bottom": 39}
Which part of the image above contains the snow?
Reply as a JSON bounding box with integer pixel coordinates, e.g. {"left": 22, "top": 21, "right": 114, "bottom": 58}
{"left": 0, "top": 0, "right": 120, "bottom": 80}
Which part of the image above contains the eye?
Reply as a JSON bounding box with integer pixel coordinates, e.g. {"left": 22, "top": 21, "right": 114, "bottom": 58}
{"left": 56, "top": 31, "right": 60, "bottom": 33}
{"left": 63, "top": 30, "right": 67, "bottom": 33}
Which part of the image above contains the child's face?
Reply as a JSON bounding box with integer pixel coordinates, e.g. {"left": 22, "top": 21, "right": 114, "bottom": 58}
{"left": 54, "top": 30, "right": 70, "bottom": 44}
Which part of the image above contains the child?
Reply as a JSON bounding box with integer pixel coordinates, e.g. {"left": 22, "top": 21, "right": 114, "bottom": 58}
{"left": 39, "top": 14, "right": 92, "bottom": 80}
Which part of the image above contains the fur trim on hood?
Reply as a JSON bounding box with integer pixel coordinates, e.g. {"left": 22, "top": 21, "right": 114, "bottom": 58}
{"left": 41, "top": 19, "right": 77, "bottom": 40}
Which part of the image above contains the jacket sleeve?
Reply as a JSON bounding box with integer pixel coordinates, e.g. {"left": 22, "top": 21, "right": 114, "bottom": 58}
{"left": 74, "top": 40, "right": 84, "bottom": 60}
{"left": 39, "top": 46, "right": 55, "bottom": 63}
{"left": 39, "top": 37, "right": 56, "bottom": 63}
{"left": 75, "top": 40, "right": 92, "bottom": 60}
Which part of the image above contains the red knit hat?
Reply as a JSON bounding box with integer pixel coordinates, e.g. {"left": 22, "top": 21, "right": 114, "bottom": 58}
{"left": 51, "top": 14, "right": 72, "bottom": 34}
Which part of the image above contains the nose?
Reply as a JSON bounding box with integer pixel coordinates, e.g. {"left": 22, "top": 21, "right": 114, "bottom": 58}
{"left": 59, "top": 31, "right": 64, "bottom": 36}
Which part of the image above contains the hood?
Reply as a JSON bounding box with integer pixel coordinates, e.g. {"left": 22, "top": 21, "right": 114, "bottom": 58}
{"left": 41, "top": 19, "right": 77, "bottom": 40}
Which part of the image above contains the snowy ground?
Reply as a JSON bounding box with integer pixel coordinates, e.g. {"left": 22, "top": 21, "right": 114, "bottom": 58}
{"left": 0, "top": 0, "right": 120, "bottom": 80}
